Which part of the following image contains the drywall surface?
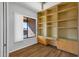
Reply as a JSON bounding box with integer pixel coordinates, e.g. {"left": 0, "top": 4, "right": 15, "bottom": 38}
{"left": 14, "top": 14, "right": 24, "bottom": 43}
{"left": 7, "top": 2, "right": 37, "bottom": 53}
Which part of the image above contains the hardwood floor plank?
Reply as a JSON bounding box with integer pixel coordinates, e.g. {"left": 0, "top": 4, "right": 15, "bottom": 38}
{"left": 29, "top": 46, "right": 52, "bottom": 57}
{"left": 59, "top": 51, "right": 77, "bottom": 57}
{"left": 9, "top": 44, "right": 43, "bottom": 57}
{"left": 9, "top": 44, "right": 77, "bottom": 57}
{"left": 18, "top": 45, "right": 43, "bottom": 57}
{"left": 47, "top": 46, "right": 59, "bottom": 57}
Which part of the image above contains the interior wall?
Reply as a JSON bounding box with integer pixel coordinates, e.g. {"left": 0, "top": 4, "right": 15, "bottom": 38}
{"left": 7, "top": 2, "right": 37, "bottom": 53}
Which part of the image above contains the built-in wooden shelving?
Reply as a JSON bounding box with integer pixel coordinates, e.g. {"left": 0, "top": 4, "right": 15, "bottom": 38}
{"left": 37, "top": 2, "right": 78, "bottom": 55}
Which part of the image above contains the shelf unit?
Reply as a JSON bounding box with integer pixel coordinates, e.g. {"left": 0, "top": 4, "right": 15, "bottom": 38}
{"left": 37, "top": 2, "right": 78, "bottom": 55}
{"left": 38, "top": 11, "right": 45, "bottom": 17}
{"left": 58, "top": 2, "right": 78, "bottom": 41}
{"left": 57, "top": 2, "right": 78, "bottom": 55}
{"left": 45, "top": 6, "right": 58, "bottom": 46}
{"left": 37, "top": 17, "right": 43, "bottom": 36}
{"left": 37, "top": 11, "right": 47, "bottom": 45}
{"left": 58, "top": 2, "right": 78, "bottom": 13}
{"left": 37, "top": 11, "right": 46, "bottom": 36}
{"left": 46, "top": 6, "right": 58, "bottom": 39}
{"left": 46, "top": 6, "right": 57, "bottom": 15}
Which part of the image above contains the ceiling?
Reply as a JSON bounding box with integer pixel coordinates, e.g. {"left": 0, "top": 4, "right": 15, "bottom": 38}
{"left": 23, "top": 2, "right": 42, "bottom": 12}
{"left": 20, "top": 2, "right": 61, "bottom": 12}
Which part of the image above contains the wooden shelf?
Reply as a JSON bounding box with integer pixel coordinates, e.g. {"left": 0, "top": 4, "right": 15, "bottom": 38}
{"left": 58, "top": 28, "right": 77, "bottom": 40}
{"left": 47, "top": 16, "right": 57, "bottom": 22}
{"left": 58, "top": 17, "right": 77, "bottom": 22}
{"left": 37, "top": 11, "right": 46, "bottom": 36}
{"left": 38, "top": 16, "right": 45, "bottom": 18}
{"left": 46, "top": 37, "right": 57, "bottom": 40}
{"left": 47, "top": 27, "right": 52, "bottom": 37}
{"left": 47, "top": 21, "right": 57, "bottom": 23}
{"left": 58, "top": 38, "right": 77, "bottom": 41}
{"left": 46, "top": 6, "right": 57, "bottom": 15}
{"left": 38, "top": 23, "right": 43, "bottom": 24}
{"left": 47, "top": 25, "right": 52, "bottom": 27}
{"left": 58, "top": 9, "right": 77, "bottom": 21}
{"left": 46, "top": 12, "right": 57, "bottom": 16}
{"left": 38, "top": 24, "right": 42, "bottom": 27}
{"left": 37, "top": 36, "right": 47, "bottom": 45}
{"left": 58, "top": 2, "right": 77, "bottom": 12}
{"left": 58, "top": 27, "right": 77, "bottom": 29}
{"left": 38, "top": 19, "right": 42, "bottom": 23}
{"left": 47, "top": 23, "right": 52, "bottom": 25}
{"left": 46, "top": 37, "right": 57, "bottom": 46}
{"left": 38, "top": 11, "right": 45, "bottom": 17}
{"left": 38, "top": 27, "right": 43, "bottom": 29}
{"left": 58, "top": 7, "right": 77, "bottom": 13}
{"left": 46, "top": 37, "right": 52, "bottom": 39}
{"left": 58, "top": 19, "right": 77, "bottom": 28}
{"left": 47, "top": 25, "right": 57, "bottom": 28}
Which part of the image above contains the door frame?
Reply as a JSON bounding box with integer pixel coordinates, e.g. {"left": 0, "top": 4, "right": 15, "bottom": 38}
{"left": 0, "top": 2, "right": 3, "bottom": 57}
{"left": 3, "top": 2, "right": 8, "bottom": 57}
{"left": 0, "top": 2, "right": 8, "bottom": 57}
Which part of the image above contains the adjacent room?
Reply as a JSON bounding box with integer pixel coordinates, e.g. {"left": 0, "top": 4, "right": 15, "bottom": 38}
{"left": 1, "top": 2, "right": 78, "bottom": 57}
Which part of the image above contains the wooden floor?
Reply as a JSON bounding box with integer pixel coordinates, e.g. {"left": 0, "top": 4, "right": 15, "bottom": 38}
{"left": 9, "top": 44, "right": 77, "bottom": 57}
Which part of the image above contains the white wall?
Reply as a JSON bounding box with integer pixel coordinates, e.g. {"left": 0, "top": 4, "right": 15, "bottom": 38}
{"left": 7, "top": 2, "right": 37, "bottom": 53}
{"left": 14, "top": 14, "right": 24, "bottom": 42}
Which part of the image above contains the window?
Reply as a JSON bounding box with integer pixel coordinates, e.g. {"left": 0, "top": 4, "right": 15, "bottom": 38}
{"left": 23, "top": 16, "right": 36, "bottom": 39}
{"left": 15, "top": 14, "right": 36, "bottom": 42}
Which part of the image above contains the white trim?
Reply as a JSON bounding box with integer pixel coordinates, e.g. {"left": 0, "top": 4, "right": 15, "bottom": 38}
{"left": 0, "top": 2, "right": 3, "bottom": 57}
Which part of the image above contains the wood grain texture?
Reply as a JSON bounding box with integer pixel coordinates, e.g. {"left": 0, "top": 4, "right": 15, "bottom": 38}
{"left": 37, "top": 36, "right": 47, "bottom": 45}
{"left": 57, "top": 38, "right": 78, "bottom": 55}
{"left": 46, "top": 38, "right": 57, "bottom": 46}
{"left": 9, "top": 44, "right": 77, "bottom": 57}
{"left": 78, "top": 3, "right": 79, "bottom": 57}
